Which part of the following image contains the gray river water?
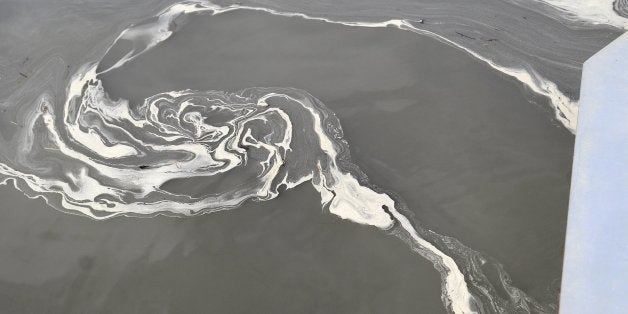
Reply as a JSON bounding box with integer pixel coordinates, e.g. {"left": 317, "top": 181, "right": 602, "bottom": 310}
{"left": 0, "top": 0, "right": 625, "bottom": 313}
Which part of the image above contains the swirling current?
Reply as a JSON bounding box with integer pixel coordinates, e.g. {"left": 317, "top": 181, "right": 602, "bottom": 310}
{"left": 0, "top": 0, "right": 625, "bottom": 313}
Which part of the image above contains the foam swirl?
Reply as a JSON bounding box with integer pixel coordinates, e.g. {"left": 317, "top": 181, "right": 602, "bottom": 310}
{"left": 0, "top": 2, "right": 561, "bottom": 313}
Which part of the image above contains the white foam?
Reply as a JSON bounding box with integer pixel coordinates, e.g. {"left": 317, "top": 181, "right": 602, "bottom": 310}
{"left": 532, "top": 0, "right": 628, "bottom": 30}
{"left": 1, "top": 2, "right": 583, "bottom": 312}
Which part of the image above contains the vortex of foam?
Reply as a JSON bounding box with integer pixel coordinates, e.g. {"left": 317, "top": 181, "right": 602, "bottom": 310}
{"left": 0, "top": 1, "right": 559, "bottom": 313}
